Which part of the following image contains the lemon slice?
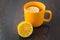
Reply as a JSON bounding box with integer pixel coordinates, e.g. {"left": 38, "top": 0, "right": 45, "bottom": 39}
{"left": 17, "top": 21, "right": 33, "bottom": 38}
{"left": 27, "top": 6, "right": 39, "bottom": 13}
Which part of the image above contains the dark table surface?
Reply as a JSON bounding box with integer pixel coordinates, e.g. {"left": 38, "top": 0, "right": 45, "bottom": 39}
{"left": 0, "top": 0, "right": 60, "bottom": 40}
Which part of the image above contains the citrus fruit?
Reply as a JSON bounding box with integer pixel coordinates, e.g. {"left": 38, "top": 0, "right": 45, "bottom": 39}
{"left": 27, "top": 6, "right": 39, "bottom": 13}
{"left": 17, "top": 21, "right": 33, "bottom": 38}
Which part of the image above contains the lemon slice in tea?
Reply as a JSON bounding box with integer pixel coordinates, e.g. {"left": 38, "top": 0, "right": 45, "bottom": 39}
{"left": 27, "top": 6, "right": 39, "bottom": 13}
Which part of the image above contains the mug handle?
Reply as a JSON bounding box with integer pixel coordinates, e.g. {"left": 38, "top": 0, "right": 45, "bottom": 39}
{"left": 44, "top": 10, "right": 52, "bottom": 22}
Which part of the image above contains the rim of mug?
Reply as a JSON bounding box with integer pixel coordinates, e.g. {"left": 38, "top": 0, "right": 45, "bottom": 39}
{"left": 24, "top": 1, "right": 46, "bottom": 13}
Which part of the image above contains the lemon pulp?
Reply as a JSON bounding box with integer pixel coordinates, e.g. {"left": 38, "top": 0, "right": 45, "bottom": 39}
{"left": 17, "top": 21, "right": 33, "bottom": 38}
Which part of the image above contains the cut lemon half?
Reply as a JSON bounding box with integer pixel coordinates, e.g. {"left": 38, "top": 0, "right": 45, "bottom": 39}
{"left": 17, "top": 21, "right": 33, "bottom": 38}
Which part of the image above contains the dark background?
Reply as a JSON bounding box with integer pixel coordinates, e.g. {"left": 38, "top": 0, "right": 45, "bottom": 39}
{"left": 0, "top": 0, "right": 60, "bottom": 40}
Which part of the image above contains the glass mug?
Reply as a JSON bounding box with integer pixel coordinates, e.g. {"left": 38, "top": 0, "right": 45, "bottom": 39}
{"left": 24, "top": 1, "right": 52, "bottom": 27}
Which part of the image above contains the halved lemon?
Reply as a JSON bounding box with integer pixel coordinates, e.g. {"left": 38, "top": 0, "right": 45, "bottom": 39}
{"left": 17, "top": 21, "right": 33, "bottom": 38}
